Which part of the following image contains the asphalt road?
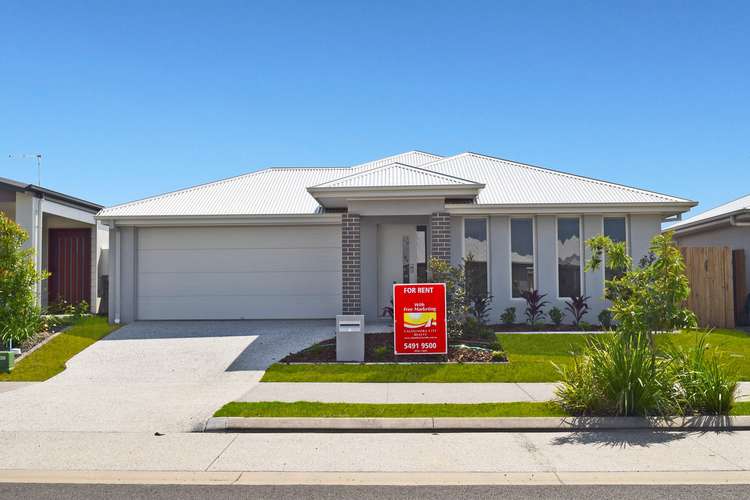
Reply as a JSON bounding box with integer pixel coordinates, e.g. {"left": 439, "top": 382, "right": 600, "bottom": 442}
{"left": 1, "top": 484, "right": 748, "bottom": 499}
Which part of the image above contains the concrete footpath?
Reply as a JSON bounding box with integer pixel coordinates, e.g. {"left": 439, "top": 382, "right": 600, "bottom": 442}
{"left": 240, "top": 382, "right": 557, "bottom": 403}
{"left": 240, "top": 381, "right": 750, "bottom": 404}
{"left": 1, "top": 430, "right": 750, "bottom": 485}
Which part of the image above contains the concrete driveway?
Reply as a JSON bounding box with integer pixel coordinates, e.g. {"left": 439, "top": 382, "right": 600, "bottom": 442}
{"left": 0, "top": 320, "right": 334, "bottom": 433}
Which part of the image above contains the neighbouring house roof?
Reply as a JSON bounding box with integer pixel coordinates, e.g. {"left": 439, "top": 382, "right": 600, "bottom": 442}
{"left": 97, "top": 150, "right": 695, "bottom": 219}
{"left": 0, "top": 176, "right": 103, "bottom": 212}
{"left": 669, "top": 193, "right": 750, "bottom": 234}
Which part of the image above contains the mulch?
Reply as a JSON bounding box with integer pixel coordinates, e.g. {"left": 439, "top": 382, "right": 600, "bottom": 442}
{"left": 280, "top": 332, "right": 507, "bottom": 364}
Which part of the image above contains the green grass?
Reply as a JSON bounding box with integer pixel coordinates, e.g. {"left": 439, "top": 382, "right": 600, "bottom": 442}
{"left": 262, "top": 329, "right": 750, "bottom": 383}
{"left": 214, "top": 401, "right": 566, "bottom": 418}
{"left": 730, "top": 402, "right": 750, "bottom": 415}
{"left": 656, "top": 329, "right": 750, "bottom": 380}
{"left": 0, "top": 316, "right": 117, "bottom": 381}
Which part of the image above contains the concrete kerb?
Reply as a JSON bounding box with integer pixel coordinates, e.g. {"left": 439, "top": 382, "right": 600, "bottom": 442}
{"left": 204, "top": 415, "right": 750, "bottom": 432}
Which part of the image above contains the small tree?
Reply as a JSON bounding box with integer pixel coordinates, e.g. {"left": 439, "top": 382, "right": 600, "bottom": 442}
{"left": 0, "top": 214, "right": 49, "bottom": 348}
{"left": 428, "top": 257, "right": 467, "bottom": 339}
{"left": 585, "top": 231, "right": 696, "bottom": 344}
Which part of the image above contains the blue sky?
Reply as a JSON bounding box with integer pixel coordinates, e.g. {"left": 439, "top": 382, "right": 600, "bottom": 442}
{"left": 1, "top": 1, "right": 747, "bottom": 219}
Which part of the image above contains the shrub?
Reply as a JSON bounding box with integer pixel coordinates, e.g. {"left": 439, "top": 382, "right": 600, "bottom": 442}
{"left": 556, "top": 333, "right": 680, "bottom": 417}
{"left": 468, "top": 294, "right": 493, "bottom": 326}
{"left": 564, "top": 295, "right": 590, "bottom": 327}
{"left": 598, "top": 309, "right": 614, "bottom": 330}
{"left": 491, "top": 350, "right": 507, "bottom": 362}
{"left": 500, "top": 307, "right": 516, "bottom": 325}
{"left": 428, "top": 257, "right": 468, "bottom": 339}
{"left": 669, "top": 333, "right": 737, "bottom": 415}
{"left": 521, "top": 289, "right": 548, "bottom": 327}
{"left": 548, "top": 307, "right": 564, "bottom": 326}
{"left": 0, "top": 214, "right": 49, "bottom": 349}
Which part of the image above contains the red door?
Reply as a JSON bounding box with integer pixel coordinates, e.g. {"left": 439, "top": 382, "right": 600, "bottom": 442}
{"left": 48, "top": 228, "right": 92, "bottom": 306}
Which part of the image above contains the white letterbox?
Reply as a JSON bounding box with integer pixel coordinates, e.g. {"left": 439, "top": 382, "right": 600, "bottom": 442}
{"left": 336, "top": 315, "right": 365, "bottom": 362}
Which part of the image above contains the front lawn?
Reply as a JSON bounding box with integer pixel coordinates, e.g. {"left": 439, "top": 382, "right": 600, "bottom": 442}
{"left": 0, "top": 316, "right": 117, "bottom": 381}
{"left": 261, "top": 329, "right": 750, "bottom": 383}
{"left": 214, "top": 401, "right": 566, "bottom": 418}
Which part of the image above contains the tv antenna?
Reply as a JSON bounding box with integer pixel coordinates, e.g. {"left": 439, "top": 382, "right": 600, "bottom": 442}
{"left": 7, "top": 153, "right": 42, "bottom": 186}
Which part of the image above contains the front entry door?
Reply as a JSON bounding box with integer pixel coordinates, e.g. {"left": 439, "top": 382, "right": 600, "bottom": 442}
{"left": 48, "top": 228, "right": 92, "bottom": 307}
{"left": 378, "top": 224, "right": 419, "bottom": 315}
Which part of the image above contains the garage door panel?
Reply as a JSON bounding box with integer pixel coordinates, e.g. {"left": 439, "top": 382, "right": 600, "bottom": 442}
{"left": 137, "top": 271, "right": 341, "bottom": 297}
{"left": 138, "top": 248, "right": 340, "bottom": 274}
{"left": 137, "top": 294, "right": 340, "bottom": 320}
{"left": 139, "top": 226, "right": 339, "bottom": 250}
{"left": 136, "top": 226, "right": 342, "bottom": 320}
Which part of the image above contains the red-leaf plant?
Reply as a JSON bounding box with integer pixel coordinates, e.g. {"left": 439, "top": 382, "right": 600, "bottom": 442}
{"left": 565, "top": 295, "right": 590, "bottom": 327}
{"left": 520, "top": 289, "right": 548, "bottom": 327}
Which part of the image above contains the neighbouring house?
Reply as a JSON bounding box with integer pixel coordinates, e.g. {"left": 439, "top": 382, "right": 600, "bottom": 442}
{"left": 97, "top": 151, "right": 695, "bottom": 324}
{"left": 0, "top": 177, "right": 109, "bottom": 313}
{"left": 670, "top": 194, "right": 750, "bottom": 326}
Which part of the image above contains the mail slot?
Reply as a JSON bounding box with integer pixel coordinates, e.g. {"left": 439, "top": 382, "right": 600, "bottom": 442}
{"left": 336, "top": 315, "right": 365, "bottom": 362}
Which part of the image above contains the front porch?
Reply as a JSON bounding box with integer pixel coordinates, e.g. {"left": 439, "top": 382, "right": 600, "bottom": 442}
{"left": 0, "top": 180, "right": 107, "bottom": 313}
{"left": 342, "top": 212, "right": 453, "bottom": 323}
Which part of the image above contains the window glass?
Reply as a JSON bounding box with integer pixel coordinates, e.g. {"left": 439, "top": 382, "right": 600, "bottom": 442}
{"left": 464, "top": 218, "right": 488, "bottom": 297}
{"left": 557, "top": 217, "right": 581, "bottom": 297}
{"left": 416, "top": 225, "right": 427, "bottom": 282}
{"left": 511, "top": 218, "right": 534, "bottom": 297}
{"left": 603, "top": 217, "right": 627, "bottom": 281}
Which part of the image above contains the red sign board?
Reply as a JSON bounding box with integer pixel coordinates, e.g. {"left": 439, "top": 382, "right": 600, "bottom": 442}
{"left": 393, "top": 283, "right": 447, "bottom": 355}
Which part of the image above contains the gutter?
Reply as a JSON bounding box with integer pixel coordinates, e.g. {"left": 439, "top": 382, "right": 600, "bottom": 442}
{"left": 731, "top": 215, "right": 750, "bottom": 227}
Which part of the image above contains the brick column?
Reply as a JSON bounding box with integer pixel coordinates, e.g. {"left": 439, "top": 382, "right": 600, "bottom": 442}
{"left": 430, "top": 212, "right": 451, "bottom": 263}
{"left": 341, "top": 213, "right": 361, "bottom": 315}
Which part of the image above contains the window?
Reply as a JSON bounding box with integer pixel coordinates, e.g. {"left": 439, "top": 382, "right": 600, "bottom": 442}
{"left": 603, "top": 217, "right": 627, "bottom": 281}
{"left": 557, "top": 217, "right": 581, "bottom": 298}
{"left": 464, "top": 218, "right": 488, "bottom": 297}
{"left": 416, "top": 225, "right": 427, "bottom": 282}
{"left": 510, "top": 218, "right": 534, "bottom": 297}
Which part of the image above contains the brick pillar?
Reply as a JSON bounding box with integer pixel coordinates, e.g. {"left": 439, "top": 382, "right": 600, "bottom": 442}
{"left": 430, "top": 212, "right": 451, "bottom": 263}
{"left": 341, "top": 213, "right": 361, "bottom": 315}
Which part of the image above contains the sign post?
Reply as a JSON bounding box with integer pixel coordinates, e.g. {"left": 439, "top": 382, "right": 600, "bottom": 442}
{"left": 393, "top": 283, "right": 447, "bottom": 355}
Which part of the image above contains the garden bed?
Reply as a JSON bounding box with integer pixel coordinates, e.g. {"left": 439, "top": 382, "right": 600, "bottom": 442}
{"left": 280, "top": 332, "right": 507, "bottom": 364}
{"left": 491, "top": 323, "right": 607, "bottom": 332}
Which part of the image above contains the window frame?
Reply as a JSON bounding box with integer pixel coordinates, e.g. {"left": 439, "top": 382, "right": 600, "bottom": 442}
{"left": 555, "top": 215, "right": 584, "bottom": 300}
{"left": 508, "top": 216, "right": 536, "bottom": 301}
{"left": 461, "top": 216, "right": 491, "bottom": 295}
{"left": 602, "top": 215, "right": 629, "bottom": 282}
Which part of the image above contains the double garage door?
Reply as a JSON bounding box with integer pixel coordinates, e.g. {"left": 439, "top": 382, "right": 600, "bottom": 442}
{"left": 136, "top": 226, "right": 341, "bottom": 320}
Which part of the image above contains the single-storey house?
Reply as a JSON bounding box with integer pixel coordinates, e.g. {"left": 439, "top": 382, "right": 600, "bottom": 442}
{"left": 97, "top": 151, "right": 696, "bottom": 324}
{"left": 0, "top": 177, "right": 109, "bottom": 313}
{"left": 670, "top": 193, "right": 750, "bottom": 325}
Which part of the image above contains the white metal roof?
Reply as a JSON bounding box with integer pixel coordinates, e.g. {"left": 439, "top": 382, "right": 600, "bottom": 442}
{"left": 670, "top": 193, "right": 750, "bottom": 232}
{"left": 98, "top": 150, "right": 694, "bottom": 219}
{"left": 351, "top": 151, "right": 443, "bottom": 171}
{"left": 426, "top": 153, "right": 693, "bottom": 206}
{"left": 310, "top": 162, "right": 482, "bottom": 189}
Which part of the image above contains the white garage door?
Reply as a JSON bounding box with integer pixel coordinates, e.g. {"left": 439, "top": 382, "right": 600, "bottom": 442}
{"left": 136, "top": 226, "right": 341, "bottom": 320}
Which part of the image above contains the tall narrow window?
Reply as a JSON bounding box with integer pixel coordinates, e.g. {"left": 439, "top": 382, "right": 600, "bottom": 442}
{"left": 464, "top": 218, "right": 488, "bottom": 298}
{"left": 416, "top": 225, "right": 427, "bottom": 282}
{"left": 510, "top": 218, "right": 534, "bottom": 297}
{"left": 557, "top": 217, "right": 581, "bottom": 298}
{"left": 603, "top": 217, "right": 627, "bottom": 281}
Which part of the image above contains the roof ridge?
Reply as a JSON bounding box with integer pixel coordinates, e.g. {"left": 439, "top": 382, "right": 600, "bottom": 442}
{"left": 439, "top": 152, "right": 693, "bottom": 203}
{"left": 309, "top": 161, "right": 481, "bottom": 188}
{"left": 351, "top": 150, "right": 443, "bottom": 169}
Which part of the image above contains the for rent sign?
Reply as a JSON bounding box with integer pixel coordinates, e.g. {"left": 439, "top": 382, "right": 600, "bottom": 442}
{"left": 393, "top": 283, "right": 447, "bottom": 355}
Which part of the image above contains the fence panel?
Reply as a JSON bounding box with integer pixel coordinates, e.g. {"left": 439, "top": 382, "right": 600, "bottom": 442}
{"left": 680, "top": 246, "right": 735, "bottom": 329}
